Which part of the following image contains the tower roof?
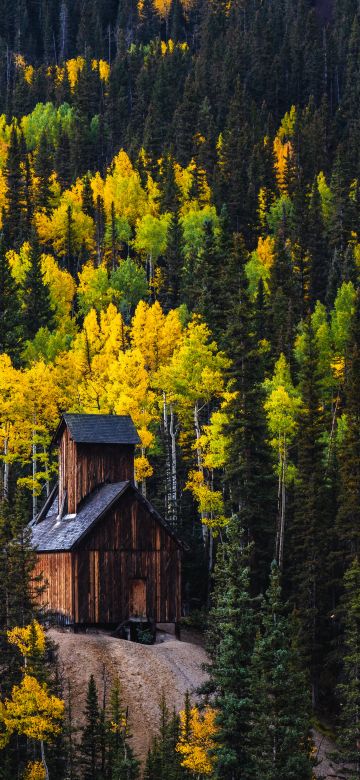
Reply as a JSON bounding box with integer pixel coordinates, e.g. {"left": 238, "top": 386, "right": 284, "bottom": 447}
{"left": 54, "top": 414, "right": 141, "bottom": 446}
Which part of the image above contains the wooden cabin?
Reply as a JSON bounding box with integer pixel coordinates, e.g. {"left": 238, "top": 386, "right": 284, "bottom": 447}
{"left": 30, "top": 414, "right": 182, "bottom": 629}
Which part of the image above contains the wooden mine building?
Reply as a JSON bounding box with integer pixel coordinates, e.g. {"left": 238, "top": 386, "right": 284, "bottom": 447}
{"left": 30, "top": 414, "right": 182, "bottom": 628}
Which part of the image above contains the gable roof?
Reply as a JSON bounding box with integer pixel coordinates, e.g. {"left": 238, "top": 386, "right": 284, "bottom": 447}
{"left": 54, "top": 414, "right": 141, "bottom": 445}
{"left": 30, "top": 482, "right": 184, "bottom": 552}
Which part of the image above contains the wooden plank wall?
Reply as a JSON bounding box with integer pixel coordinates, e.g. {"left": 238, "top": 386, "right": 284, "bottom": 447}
{"left": 74, "top": 491, "right": 181, "bottom": 624}
{"left": 76, "top": 444, "right": 134, "bottom": 507}
{"left": 32, "top": 552, "right": 74, "bottom": 623}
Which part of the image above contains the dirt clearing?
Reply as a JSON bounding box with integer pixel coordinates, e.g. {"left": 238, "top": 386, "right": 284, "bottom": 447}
{"left": 49, "top": 628, "right": 208, "bottom": 760}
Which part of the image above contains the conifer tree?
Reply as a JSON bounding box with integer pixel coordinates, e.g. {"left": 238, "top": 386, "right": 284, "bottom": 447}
{"left": 3, "top": 126, "right": 27, "bottom": 250}
{"left": 206, "top": 520, "right": 254, "bottom": 779}
{"left": 0, "top": 236, "right": 23, "bottom": 361}
{"left": 337, "top": 288, "right": 360, "bottom": 560}
{"left": 34, "top": 131, "right": 54, "bottom": 213}
{"left": 248, "top": 563, "right": 313, "bottom": 780}
{"left": 80, "top": 675, "right": 103, "bottom": 780}
{"left": 223, "top": 233, "right": 275, "bottom": 589}
{"left": 337, "top": 556, "right": 360, "bottom": 779}
{"left": 22, "top": 235, "right": 54, "bottom": 341}
{"left": 106, "top": 679, "right": 140, "bottom": 780}
{"left": 291, "top": 320, "right": 332, "bottom": 706}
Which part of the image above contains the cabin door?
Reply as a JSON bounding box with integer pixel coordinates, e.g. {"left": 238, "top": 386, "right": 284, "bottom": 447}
{"left": 129, "top": 578, "right": 147, "bottom": 617}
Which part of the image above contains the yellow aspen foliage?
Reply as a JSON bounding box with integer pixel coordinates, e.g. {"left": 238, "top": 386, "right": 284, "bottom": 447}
{"left": 153, "top": 0, "right": 172, "bottom": 19}
{"left": 1, "top": 674, "right": 64, "bottom": 744}
{"left": 131, "top": 301, "right": 183, "bottom": 372}
{"left": 103, "top": 150, "right": 147, "bottom": 224}
{"left": 0, "top": 167, "right": 7, "bottom": 224}
{"left": 176, "top": 705, "right": 218, "bottom": 775}
{"left": 91, "top": 59, "right": 110, "bottom": 82}
{"left": 257, "top": 235, "right": 275, "bottom": 270}
{"left": 41, "top": 254, "right": 76, "bottom": 322}
{"left": 35, "top": 184, "right": 94, "bottom": 258}
{"left": 66, "top": 57, "right": 85, "bottom": 89}
{"left": 7, "top": 241, "right": 31, "bottom": 287}
{"left": 7, "top": 621, "right": 46, "bottom": 659}
{"left": 273, "top": 135, "right": 292, "bottom": 193}
{"left": 24, "top": 762, "right": 46, "bottom": 780}
{"left": 185, "top": 471, "right": 228, "bottom": 530}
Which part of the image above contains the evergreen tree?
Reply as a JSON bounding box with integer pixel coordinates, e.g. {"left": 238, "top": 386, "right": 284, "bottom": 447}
{"left": 206, "top": 521, "right": 254, "bottom": 779}
{"left": 290, "top": 320, "right": 333, "bottom": 707}
{"left": 223, "top": 233, "right": 275, "bottom": 590}
{"left": 106, "top": 679, "right": 140, "bottom": 780}
{"left": 80, "top": 675, "right": 103, "bottom": 780}
{"left": 3, "top": 126, "right": 27, "bottom": 251}
{"left": 34, "top": 131, "right": 54, "bottom": 213}
{"left": 248, "top": 563, "right": 313, "bottom": 780}
{"left": 0, "top": 236, "right": 23, "bottom": 361}
{"left": 337, "top": 288, "right": 360, "bottom": 559}
{"left": 22, "top": 235, "right": 54, "bottom": 341}
{"left": 337, "top": 556, "right": 360, "bottom": 779}
{"left": 144, "top": 693, "right": 184, "bottom": 780}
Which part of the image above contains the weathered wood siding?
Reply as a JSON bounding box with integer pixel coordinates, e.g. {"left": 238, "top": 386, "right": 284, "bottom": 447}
{"left": 73, "top": 491, "right": 181, "bottom": 624}
{"left": 76, "top": 444, "right": 134, "bottom": 507}
{"left": 59, "top": 429, "right": 135, "bottom": 514}
{"left": 32, "top": 552, "right": 74, "bottom": 623}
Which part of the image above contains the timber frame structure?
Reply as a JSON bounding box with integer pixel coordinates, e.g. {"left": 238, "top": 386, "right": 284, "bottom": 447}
{"left": 30, "top": 414, "right": 182, "bottom": 628}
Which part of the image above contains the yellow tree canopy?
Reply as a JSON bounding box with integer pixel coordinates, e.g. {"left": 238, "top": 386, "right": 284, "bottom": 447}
{"left": 176, "top": 705, "right": 218, "bottom": 775}
{"left": 0, "top": 674, "right": 64, "bottom": 746}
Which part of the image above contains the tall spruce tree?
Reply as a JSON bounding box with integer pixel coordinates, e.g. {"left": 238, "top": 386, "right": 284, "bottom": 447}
{"left": 290, "top": 320, "right": 333, "bottom": 707}
{"left": 336, "top": 288, "right": 360, "bottom": 560}
{"left": 337, "top": 556, "right": 360, "bottom": 779}
{"left": 206, "top": 520, "right": 254, "bottom": 779}
{"left": 22, "top": 235, "right": 54, "bottom": 341}
{"left": 0, "top": 236, "right": 23, "bottom": 361}
{"left": 248, "top": 563, "right": 313, "bottom": 780}
{"left": 80, "top": 675, "right": 104, "bottom": 780}
{"left": 223, "top": 233, "right": 275, "bottom": 590}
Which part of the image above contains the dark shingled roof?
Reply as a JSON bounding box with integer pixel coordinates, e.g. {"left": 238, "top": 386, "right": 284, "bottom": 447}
{"left": 55, "top": 414, "right": 140, "bottom": 445}
{"left": 31, "top": 482, "right": 129, "bottom": 552}
{"left": 30, "top": 482, "right": 185, "bottom": 552}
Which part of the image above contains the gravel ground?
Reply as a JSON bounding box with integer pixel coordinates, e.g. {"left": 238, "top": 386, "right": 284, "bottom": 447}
{"left": 49, "top": 628, "right": 208, "bottom": 760}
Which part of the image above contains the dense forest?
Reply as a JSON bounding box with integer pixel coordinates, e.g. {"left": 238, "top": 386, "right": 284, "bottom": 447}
{"left": 0, "top": 0, "right": 360, "bottom": 777}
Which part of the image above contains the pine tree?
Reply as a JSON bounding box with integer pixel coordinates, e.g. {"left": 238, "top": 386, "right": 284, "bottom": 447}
{"left": 223, "top": 233, "right": 275, "bottom": 590}
{"left": 0, "top": 236, "right": 23, "bottom": 361}
{"left": 22, "top": 235, "right": 54, "bottom": 341}
{"left": 34, "top": 131, "right": 54, "bottom": 213}
{"left": 337, "top": 288, "right": 360, "bottom": 560}
{"left": 80, "top": 675, "right": 103, "bottom": 780}
{"left": 144, "top": 693, "right": 184, "bottom": 780}
{"left": 106, "top": 678, "right": 140, "bottom": 780}
{"left": 3, "top": 126, "right": 27, "bottom": 251}
{"left": 290, "top": 320, "right": 333, "bottom": 707}
{"left": 248, "top": 563, "right": 313, "bottom": 780}
{"left": 337, "top": 556, "right": 360, "bottom": 779}
{"left": 206, "top": 521, "right": 255, "bottom": 779}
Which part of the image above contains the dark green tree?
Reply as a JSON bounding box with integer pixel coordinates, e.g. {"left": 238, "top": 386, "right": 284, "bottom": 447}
{"left": 22, "top": 235, "right": 54, "bottom": 341}
{"left": 248, "top": 563, "right": 313, "bottom": 780}
{"left": 80, "top": 675, "right": 104, "bottom": 780}
{"left": 206, "top": 521, "right": 254, "bottom": 779}
{"left": 337, "top": 556, "right": 360, "bottom": 779}
{"left": 0, "top": 236, "right": 23, "bottom": 361}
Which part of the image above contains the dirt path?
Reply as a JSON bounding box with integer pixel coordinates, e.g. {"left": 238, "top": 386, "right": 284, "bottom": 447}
{"left": 49, "top": 628, "right": 208, "bottom": 760}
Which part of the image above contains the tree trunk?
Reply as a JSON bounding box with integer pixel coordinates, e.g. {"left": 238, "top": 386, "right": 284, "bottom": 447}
{"left": 169, "top": 403, "right": 177, "bottom": 527}
{"left": 32, "top": 424, "right": 37, "bottom": 521}
{"left": 3, "top": 435, "right": 9, "bottom": 499}
{"left": 41, "top": 740, "right": 49, "bottom": 780}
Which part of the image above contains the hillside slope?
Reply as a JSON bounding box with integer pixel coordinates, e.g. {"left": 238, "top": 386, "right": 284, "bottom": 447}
{"left": 49, "top": 628, "right": 208, "bottom": 760}
{"left": 50, "top": 628, "right": 346, "bottom": 777}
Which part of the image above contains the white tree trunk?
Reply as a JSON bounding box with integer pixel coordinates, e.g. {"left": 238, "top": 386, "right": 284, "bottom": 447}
{"left": 169, "top": 404, "right": 177, "bottom": 527}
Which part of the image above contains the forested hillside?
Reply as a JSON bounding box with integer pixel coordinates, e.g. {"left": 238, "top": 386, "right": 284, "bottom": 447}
{"left": 0, "top": 0, "right": 360, "bottom": 778}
